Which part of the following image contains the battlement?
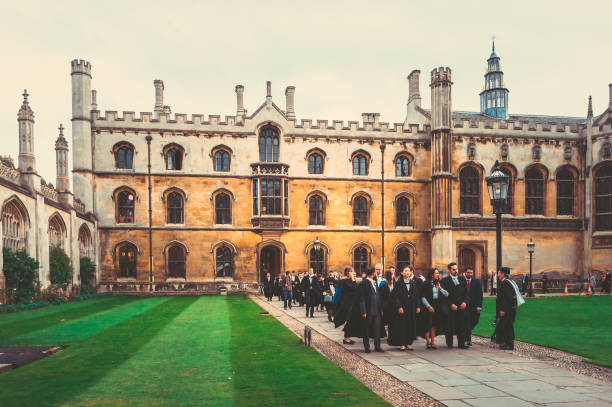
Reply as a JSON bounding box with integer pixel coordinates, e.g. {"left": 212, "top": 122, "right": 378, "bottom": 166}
{"left": 71, "top": 59, "right": 92, "bottom": 76}
{"left": 430, "top": 67, "right": 452, "bottom": 84}
{"left": 452, "top": 116, "right": 582, "bottom": 135}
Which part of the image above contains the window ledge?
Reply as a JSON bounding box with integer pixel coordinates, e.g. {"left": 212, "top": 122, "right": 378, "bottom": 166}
{"left": 395, "top": 226, "right": 414, "bottom": 230}
{"left": 353, "top": 226, "right": 371, "bottom": 229}
{"left": 307, "top": 224, "right": 326, "bottom": 228}
{"left": 114, "top": 168, "right": 135, "bottom": 172}
{"left": 166, "top": 278, "right": 186, "bottom": 282}
{"left": 215, "top": 277, "right": 235, "bottom": 283}
{"left": 593, "top": 231, "right": 612, "bottom": 237}
{"left": 459, "top": 213, "right": 483, "bottom": 217}
{"left": 116, "top": 278, "right": 137, "bottom": 282}
{"left": 165, "top": 223, "right": 185, "bottom": 227}
{"left": 213, "top": 224, "right": 234, "bottom": 228}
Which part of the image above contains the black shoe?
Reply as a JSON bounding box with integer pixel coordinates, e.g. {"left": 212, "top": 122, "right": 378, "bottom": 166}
{"left": 466, "top": 341, "right": 472, "bottom": 346}
{"left": 447, "top": 344, "right": 454, "bottom": 348}
{"left": 343, "top": 339, "right": 355, "bottom": 345}
{"left": 364, "top": 349, "right": 371, "bottom": 353}
{"left": 458, "top": 345, "right": 469, "bottom": 349}
{"left": 501, "top": 345, "right": 514, "bottom": 350}
{"left": 375, "top": 348, "right": 384, "bottom": 353}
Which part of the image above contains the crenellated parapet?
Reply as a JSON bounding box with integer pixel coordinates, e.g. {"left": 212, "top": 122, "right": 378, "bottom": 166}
{"left": 452, "top": 117, "right": 582, "bottom": 137}
{"left": 70, "top": 59, "right": 92, "bottom": 77}
{"left": 430, "top": 67, "right": 452, "bottom": 85}
{"left": 40, "top": 179, "right": 59, "bottom": 201}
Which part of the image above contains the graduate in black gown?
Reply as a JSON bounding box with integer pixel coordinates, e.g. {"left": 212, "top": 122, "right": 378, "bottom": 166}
{"left": 420, "top": 268, "right": 449, "bottom": 349}
{"left": 495, "top": 267, "right": 518, "bottom": 350}
{"left": 388, "top": 266, "right": 421, "bottom": 351}
{"left": 334, "top": 266, "right": 359, "bottom": 344}
{"left": 378, "top": 270, "right": 395, "bottom": 327}
{"left": 440, "top": 262, "right": 469, "bottom": 349}
{"left": 263, "top": 272, "right": 274, "bottom": 301}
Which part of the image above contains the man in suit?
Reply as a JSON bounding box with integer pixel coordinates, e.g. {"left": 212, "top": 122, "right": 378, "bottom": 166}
{"left": 263, "top": 272, "right": 274, "bottom": 301}
{"left": 374, "top": 263, "right": 384, "bottom": 287}
{"left": 440, "top": 262, "right": 469, "bottom": 349}
{"left": 496, "top": 267, "right": 518, "bottom": 350}
{"left": 359, "top": 267, "right": 384, "bottom": 353}
{"left": 465, "top": 266, "right": 482, "bottom": 346}
{"left": 301, "top": 268, "right": 321, "bottom": 317}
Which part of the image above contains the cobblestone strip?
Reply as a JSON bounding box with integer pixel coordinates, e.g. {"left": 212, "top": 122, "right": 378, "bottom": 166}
{"left": 249, "top": 295, "right": 444, "bottom": 407}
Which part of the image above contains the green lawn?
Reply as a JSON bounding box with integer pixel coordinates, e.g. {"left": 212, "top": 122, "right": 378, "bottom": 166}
{"left": 0, "top": 296, "right": 389, "bottom": 407}
{"left": 472, "top": 295, "right": 612, "bottom": 367}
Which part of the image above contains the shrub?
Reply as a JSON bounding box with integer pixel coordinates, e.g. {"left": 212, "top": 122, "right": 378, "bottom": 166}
{"left": 2, "top": 248, "right": 40, "bottom": 304}
{"left": 49, "top": 246, "right": 72, "bottom": 288}
{"left": 37, "top": 284, "right": 70, "bottom": 304}
{"left": 79, "top": 257, "right": 96, "bottom": 294}
{"left": 0, "top": 292, "right": 114, "bottom": 313}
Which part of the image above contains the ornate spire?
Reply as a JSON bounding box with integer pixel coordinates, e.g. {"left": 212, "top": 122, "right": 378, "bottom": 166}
{"left": 490, "top": 36, "right": 497, "bottom": 58}
{"left": 588, "top": 96, "right": 593, "bottom": 118}
{"left": 18, "top": 89, "right": 34, "bottom": 121}
{"left": 55, "top": 123, "right": 68, "bottom": 150}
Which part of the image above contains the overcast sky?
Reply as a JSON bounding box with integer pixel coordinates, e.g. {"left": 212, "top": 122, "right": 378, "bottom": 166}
{"left": 0, "top": 0, "right": 610, "bottom": 182}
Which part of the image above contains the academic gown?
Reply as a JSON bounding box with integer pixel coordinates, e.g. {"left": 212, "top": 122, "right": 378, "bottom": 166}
{"left": 334, "top": 279, "right": 358, "bottom": 327}
{"left": 387, "top": 278, "right": 420, "bottom": 346}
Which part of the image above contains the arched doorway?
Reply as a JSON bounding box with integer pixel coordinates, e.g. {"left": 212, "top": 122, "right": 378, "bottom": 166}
{"left": 457, "top": 243, "right": 486, "bottom": 281}
{"left": 459, "top": 248, "right": 476, "bottom": 274}
{"left": 260, "top": 245, "right": 281, "bottom": 281}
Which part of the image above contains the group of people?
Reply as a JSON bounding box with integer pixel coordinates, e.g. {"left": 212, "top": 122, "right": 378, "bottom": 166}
{"left": 263, "top": 262, "right": 519, "bottom": 353}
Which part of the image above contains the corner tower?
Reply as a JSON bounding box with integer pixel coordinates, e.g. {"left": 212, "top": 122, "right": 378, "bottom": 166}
{"left": 479, "top": 40, "right": 509, "bottom": 119}
{"left": 17, "top": 90, "right": 35, "bottom": 172}
{"left": 71, "top": 59, "right": 93, "bottom": 212}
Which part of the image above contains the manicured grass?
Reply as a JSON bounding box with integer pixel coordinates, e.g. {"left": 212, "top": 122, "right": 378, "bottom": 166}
{"left": 472, "top": 295, "right": 612, "bottom": 367}
{"left": 0, "top": 296, "right": 390, "bottom": 407}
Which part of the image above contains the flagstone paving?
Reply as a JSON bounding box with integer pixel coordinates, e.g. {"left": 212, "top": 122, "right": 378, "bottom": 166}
{"left": 266, "top": 298, "right": 612, "bottom": 407}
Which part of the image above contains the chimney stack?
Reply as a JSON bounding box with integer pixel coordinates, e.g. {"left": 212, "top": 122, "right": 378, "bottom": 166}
{"left": 91, "top": 90, "right": 98, "bottom": 110}
{"left": 285, "top": 86, "right": 295, "bottom": 119}
{"left": 609, "top": 83, "right": 612, "bottom": 109}
{"left": 408, "top": 70, "right": 421, "bottom": 106}
{"left": 235, "top": 85, "right": 245, "bottom": 119}
{"left": 154, "top": 80, "right": 164, "bottom": 117}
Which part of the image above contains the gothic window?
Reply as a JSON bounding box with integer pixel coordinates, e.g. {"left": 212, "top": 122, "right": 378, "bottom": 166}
{"left": 352, "top": 154, "right": 368, "bottom": 176}
{"left": 252, "top": 179, "right": 259, "bottom": 215}
{"left": 525, "top": 168, "right": 545, "bottom": 215}
{"left": 114, "top": 143, "right": 134, "bottom": 169}
{"left": 308, "top": 195, "right": 324, "bottom": 225}
{"left": 261, "top": 178, "right": 282, "bottom": 215}
{"left": 500, "top": 166, "right": 514, "bottom": 214}
{"left": 259, "top": 126, "right": 279, "bottom": 162}
{"left": 116, "top": 189, "right": 135, "bottom": 223}
{"left": 214, "top": 150, "right": 230, "bottom": 172}
{"left": 556, "top": 169, "right": 574, "bottom": 216}
{"left": 117, "top": 244, "right": 137, "bottom": 278}
{"left": 78, "top": 225, "right": 92, "bottom": 258}
{"left": 308, "top": 153, "right": 323, "bottom": 174}
{"left": 532, "top": 145, "right": 542, "bottom": 161}
{"left": 396, "top": 197, "right": 411, "bottom": 226}
{"left": 167, "top": 245, "right": 186, "bottom": 279}
{"left": 460, "top": 166, "right": 480, "bottom": 214}
{"left": 166, "top": 191, "right": 184, "bottom": 224}
{"left": 48, "top": 215, "right": 64, "bottom": 249}
{"left": 353, "top": 246, "right": 370, "bottom": 277}
{"left": 309, "top": 247, "right": 326, "bottom": 275}
{"left": 216, "top": 246, "right": 234, "bottom": 278}
{"left": 395, "top": 155, "right": 411, "bottom": 177}
{"left": 353, "top": 196, "right": 368, "bottom": 226}
{"left": 396, "top": 247, "right": 411, "bottom": 274}
{"left": 165, "top": 145, "right": 183, "bottom": 170}
{"left": 1, "top": 199, "right": 27, "bottom": 252}
{"left": 215, "top": 193, "right": 231, "bottom": 224}
{"left": 602, "top": 141, "right": 611, "bottom": 160}
{"left": 284, "top": 180, "right": 289, "bottom": 216}
{"left": 595, "top": 165, "right": 612, "bottom": 231}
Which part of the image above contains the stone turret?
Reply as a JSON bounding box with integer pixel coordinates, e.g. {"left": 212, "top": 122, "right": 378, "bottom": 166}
{"left": 55, "top": 124, "right": 69, "bottom": 192}
{"left": 71, "top": 59, "right": 93, "bottom": 212}
{"left": 17, "top": 90, "right": 35, "bottom": 172}
{"left": 583, "top": 96, "right": 594, "bottom": 277}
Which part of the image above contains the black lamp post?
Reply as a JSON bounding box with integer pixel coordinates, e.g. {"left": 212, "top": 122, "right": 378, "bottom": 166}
{"left": 527, "top": 239, "right": 535, "bottom": 297}
{"left": 313, "top": 236, "right": 322, "bottom": 275}
{"left": 380, "top": 143, "right": 386, "bottom": 270}
{"left": 486, "top": 160, "right": 510, "bottom": 275}
{"left": 146, "top": 135, "right": 153, "bottom": 295}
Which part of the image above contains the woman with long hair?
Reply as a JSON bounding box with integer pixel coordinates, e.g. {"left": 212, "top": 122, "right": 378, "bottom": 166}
{"left": 421, "top": 267, "right": 449, "bottom": 349}
{"left": 388, "top": 266, "right": 421, "bottom": 351}
{"left": 333, "top": 266, "right": 359, "bottom": 345}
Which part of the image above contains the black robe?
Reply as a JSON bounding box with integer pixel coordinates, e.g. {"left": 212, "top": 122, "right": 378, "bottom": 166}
{"left": 263, "top": 277, "right": 274, "bottom": 298}
{"left": 343, "top": 279, "right": 387, "bottom": 339}
{"left": 420, "top": 280, "right": 448, "bottom": 335}
{"left": 440, "top": 275, "right": 469, "bottom": 337}
{"left": 387, "top": 278, "right": 420, "bottom": 346}
{"left": 378, "top": 281, "right": 394, "bottom": 325}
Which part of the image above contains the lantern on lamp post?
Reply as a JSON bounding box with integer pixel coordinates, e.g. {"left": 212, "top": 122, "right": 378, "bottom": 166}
{"left": 486, "top": 161, "right": 510, "bottom": 273}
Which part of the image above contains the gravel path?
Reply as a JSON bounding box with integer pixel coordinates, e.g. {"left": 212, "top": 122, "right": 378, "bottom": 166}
{"left": 250, "top": 295, "right": 443, "bottom": 407}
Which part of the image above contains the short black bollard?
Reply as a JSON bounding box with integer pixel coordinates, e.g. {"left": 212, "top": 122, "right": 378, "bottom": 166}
{"left": 303, "top": 326, "right": 312, "bottom": 347}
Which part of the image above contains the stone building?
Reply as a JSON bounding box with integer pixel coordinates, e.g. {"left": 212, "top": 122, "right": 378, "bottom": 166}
{"left": 0, "top": 91, "right": 96, "bottom": 295}
{"left": 1, "top": 44, "right": 611, "bottom": 294}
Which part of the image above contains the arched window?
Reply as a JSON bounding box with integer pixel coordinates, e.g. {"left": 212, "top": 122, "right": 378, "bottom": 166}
{"left": 114, "top": 144, "right": 134, "bottom": 169}
{"left": 500, "top": 166, "right": 514, "bottom": 214}
{"left": 353, "top": 196, "right": 368, "bottom": 226}
{"left": 259, "top": 126, "right": 279, "bottom": 162}
{"left": 2, "top": 199, "right": 27, "bottom": 252}
{"left": 309, "top": 247, "right": 326, "bottom": 275}
{"left": 116, "top": 189, "right": 135, "bottom": 223}
{"left": 216, "top": 246, "right": 234, "bottom": 278}
{"left": 595, "top": 165, "right": 612, "bottom": 231}
{"left": 460, "top": 166, "right": 480, "bottom": 214}
{"left": 78, "top": 225, "right": 92, "bottom": 258}
{"left": 165, "top": 146, "right": 183, "bottom": 170}
{"left": 353, "top": 246, "right": 369, "bottom": 277}
{"left": 167, "top": 245, "right": 186, "bottom": 279}
{"left": 556, "top": 169, "right": 574, "bottom": 216}
{"left": 352, "top": 154, "right": 368, "bottom": 176}
{"left": 396, "top": 247, "right": 411, "bottom": 273}
{"left": 48, "top": 215, "right": 65, "bottom": 249}
{"left": 396, "top": 197, "right": 411, "bottom": 226}
{"left": 309, "top": 195, "right": 324, "bottom": 225}
{"left": 395, "top": 156, "right": 411, "bottom": 177}
{"left": 117, "top": 244, "right": 137, "bottom": 278}
{"left": 215, "top": 193, "right": 231, "bottom": 224}
{"left": 214, "top": 150, "right": 230, "bottom": 172}
{"left": 167, "top": 192, "right": 184, "bottom": 224}
{"left": 525, "top": 168, "right": 545, "bottom": 215}
{"left": 308, "top": 153, "right": 323, "bottom": 174}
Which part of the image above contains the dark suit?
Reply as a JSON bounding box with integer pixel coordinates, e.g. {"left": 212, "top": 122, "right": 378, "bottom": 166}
{"left": 440, "top": 274, "right": 469, "bottom": 348}
{"left": 263, "top": 277, "right": 274, "bottom": 301}
{"left": 358, "top": 278, "right": 383, "bottom": 351}
{"left": 300, "top": 274, "right": 321, "bottom": 317}
{"left": 496, "top": 277, "right": 517, "bottom": 348}
{"left": 466, "top": 277, "right": 483, "bottom": 345}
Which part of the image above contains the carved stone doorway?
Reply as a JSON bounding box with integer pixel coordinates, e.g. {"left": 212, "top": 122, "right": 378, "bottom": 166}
{"left": 260, "top": 245, "right": 281, "bottom": 281}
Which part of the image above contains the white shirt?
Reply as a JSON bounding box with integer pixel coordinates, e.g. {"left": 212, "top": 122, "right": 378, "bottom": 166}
{"left": 367, "top": 278, "right": 377, "bottom": 292}
{"left": 451, "top": 275, "right": 459, "bottom": 286}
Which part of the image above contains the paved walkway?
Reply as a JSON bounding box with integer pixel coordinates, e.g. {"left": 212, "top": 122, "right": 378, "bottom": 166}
{"left": 265, "top": 299, "right": 612, "bottom": 407}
